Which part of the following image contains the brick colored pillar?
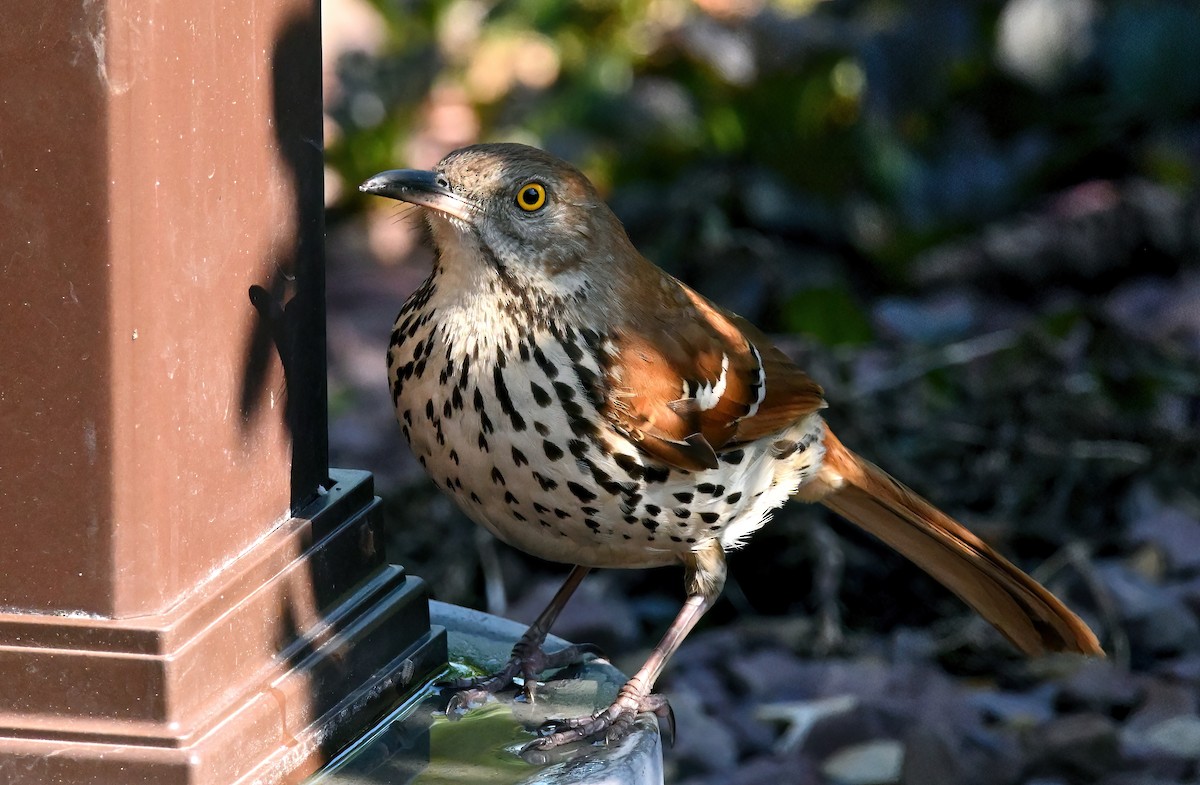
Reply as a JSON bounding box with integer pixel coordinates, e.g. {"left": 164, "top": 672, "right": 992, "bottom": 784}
{"left": 0, "top": 2, "right": 445, "bottom": 782}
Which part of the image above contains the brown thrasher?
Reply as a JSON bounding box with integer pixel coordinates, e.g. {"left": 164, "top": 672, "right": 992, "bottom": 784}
{"left": 361, "top": 143, "right": 1102, "bottom": 754}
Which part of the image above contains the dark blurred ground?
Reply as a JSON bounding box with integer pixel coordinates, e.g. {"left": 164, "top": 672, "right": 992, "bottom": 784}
{"left": 323, "top": 1, "right": 1200, "bottom": 783}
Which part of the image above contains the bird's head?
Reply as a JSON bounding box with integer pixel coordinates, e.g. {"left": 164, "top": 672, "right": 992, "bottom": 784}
{"left": 361, "top": 143, "right": 638, "bottom": 299}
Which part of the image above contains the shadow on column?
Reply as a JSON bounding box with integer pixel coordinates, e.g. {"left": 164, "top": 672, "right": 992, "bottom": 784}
{"left": 239, "top": 10, "right": 444, "bottom": 781}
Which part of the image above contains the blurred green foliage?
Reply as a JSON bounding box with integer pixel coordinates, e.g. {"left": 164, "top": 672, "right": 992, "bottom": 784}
{"left": 327, "top": 0, "right": 1200, "bottom": 341}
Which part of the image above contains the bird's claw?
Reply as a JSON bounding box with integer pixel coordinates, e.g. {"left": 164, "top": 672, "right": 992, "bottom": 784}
{"left": 661, "top": 700, "right": 677, "bottom": 748}
{"left": 442, "top": 687, "right": 493, "bottom": 719}
{"left": 535, "top": 716, "right": 588, "bottom": 735}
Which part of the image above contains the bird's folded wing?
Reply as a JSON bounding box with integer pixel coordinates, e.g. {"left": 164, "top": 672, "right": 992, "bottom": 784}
{"left": 603, "top": 279, "right": 826, "bottom": 472}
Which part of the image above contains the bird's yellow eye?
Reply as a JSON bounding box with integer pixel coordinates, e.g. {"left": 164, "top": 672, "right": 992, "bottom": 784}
{"left": 516, "top": 182, "right": 547, "bottom": 212}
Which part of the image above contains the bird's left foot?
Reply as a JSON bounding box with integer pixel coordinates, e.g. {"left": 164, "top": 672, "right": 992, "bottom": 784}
{"left": 520, "top": 683, "right": 673, "bottom": 762}
{"left": 440, "top": 637, "right": 602, "bottom": 717}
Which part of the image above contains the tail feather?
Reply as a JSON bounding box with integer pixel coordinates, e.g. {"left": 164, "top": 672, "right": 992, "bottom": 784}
{"left": 805, "top": 425, "right": 1102, "bottom": 656}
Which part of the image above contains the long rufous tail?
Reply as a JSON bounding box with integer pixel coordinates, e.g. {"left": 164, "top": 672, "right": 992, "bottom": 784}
{"left": 799, "top": 424, "right": 1102, "bottom": 656}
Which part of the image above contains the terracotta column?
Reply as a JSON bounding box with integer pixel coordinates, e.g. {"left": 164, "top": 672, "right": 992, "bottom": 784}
{"left": 0, "top": 1, "right": 445, "bottom": 783}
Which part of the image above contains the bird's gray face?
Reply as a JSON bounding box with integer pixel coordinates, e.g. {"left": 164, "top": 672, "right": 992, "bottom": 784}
{"left": 361, "top": 143, "right": 631, "bottom": 297}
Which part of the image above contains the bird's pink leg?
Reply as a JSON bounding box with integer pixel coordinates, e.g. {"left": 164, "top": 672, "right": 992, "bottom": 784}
{"left": 522, "top": 542, "right": 725, "bottom": 755}
{"left": 523, "top": 592, "right": 709, "bottom": 755}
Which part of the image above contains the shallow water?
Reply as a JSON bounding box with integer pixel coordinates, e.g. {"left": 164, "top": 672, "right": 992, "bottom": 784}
{"left": 310, "top": 658, "right": 543, "bottom": 785}
{"left": 308, "top": 603, "right": 663, "bottom": 785}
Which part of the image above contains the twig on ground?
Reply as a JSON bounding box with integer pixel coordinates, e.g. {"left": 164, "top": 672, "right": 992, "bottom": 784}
{"left": 851, "top": 329, "right": 1019, "bottom": 399}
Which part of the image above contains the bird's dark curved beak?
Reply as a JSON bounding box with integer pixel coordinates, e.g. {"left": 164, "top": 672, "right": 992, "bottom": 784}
{"left": 359, "top": 169, "right": 473, "bottom": 222}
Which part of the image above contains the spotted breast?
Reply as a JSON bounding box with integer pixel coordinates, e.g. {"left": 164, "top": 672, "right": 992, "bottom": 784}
{"left": 387, "top": 260, "right": 827, "bottom": 571}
